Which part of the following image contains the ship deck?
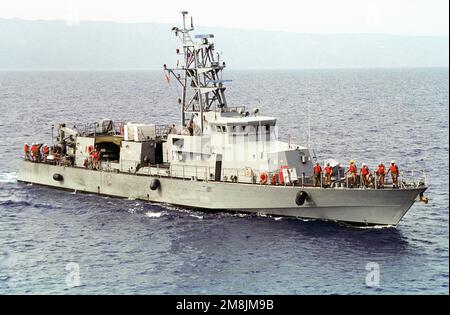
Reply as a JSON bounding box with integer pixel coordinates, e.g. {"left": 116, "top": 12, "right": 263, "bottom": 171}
{"left": 27, "top": 160, "right": 426, "bottom": 192}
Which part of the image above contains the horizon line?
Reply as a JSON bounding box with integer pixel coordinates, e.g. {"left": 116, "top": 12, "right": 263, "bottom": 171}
{"left": 1, "top": 66, "right": 448, "bottom": 72}
{"left": 1, "top": 17, "right": 449, "bottom": 38}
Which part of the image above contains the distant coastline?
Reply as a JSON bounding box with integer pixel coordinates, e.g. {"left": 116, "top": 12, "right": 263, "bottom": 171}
{"left": 1, "top": 18, "right": 448, "bottom": 70}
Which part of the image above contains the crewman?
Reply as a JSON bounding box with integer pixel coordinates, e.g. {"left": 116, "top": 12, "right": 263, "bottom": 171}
{"left": 92, "top": 149, "right": 100, "bottom": 169}
{"left": 53, "top": 147, "right": 61, "bottom": 163}
{"left": 30, "top": 143, "right": 36, "bottom": 161}
{"left": 360, "top": 163, "right": 370, "bottom": 187}
{"left": 168, "top": 123, "right": 178, "bottom": 135}
{"left": 324, "top": 162, "right": 333, "bottom": 187}
{"left": 24, "top": 143, "right": 29, "bottom": 160}
{"left": 42, "top": 144, "right": 49, "bottom": 161}
{"left": 94, "top": 149, "right": 100, "bottom": 169}
{"left": 188, "top": 122, "right": 194, "bottom": 136}
{"left": 345, "top": 160, "right": 358, "bottom": 188}
{"left": 89, "top": 147, "right": 96, "bottom": 169}
{"left": 34, "top": 143, "right": 41, "bottom": 162}
{"left": 376, "top": 162, "right": 386, "bottom": 188}
{"left": 387, "top": 160, "right": 399, "bottom": 188}
{"left": 313, "top": 161, "right": 322, "bottom": 187}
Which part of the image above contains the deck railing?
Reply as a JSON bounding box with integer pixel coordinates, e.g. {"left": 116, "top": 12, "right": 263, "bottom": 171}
{"left": 72, "top": 121, "right": 170, "bottom": 139}
{"left": 25, "top": 153, "right": 427, "bottom": 189}
{"left": 145, "top": 164, "right": 427, "bottom": 189}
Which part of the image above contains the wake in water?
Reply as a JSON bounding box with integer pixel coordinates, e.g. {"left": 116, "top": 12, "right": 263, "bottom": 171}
{"left": 125, "top": 202, "right": 205, "bottom": 220}
{"left": 0, "top": 172, "right": 17, "bottom": 183}
{"left": 351, "top": 224, "right": 396, "bottom": 230}
{"left": 337, "top": 221, "right": 396, "bottom": 229}
{"left": 145, "top": 212, "right": 164, "bottom": 218}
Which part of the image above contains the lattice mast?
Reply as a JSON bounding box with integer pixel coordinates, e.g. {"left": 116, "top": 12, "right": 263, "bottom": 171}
{"left": 164, "top": 11, "right": 229, "bottom": 133}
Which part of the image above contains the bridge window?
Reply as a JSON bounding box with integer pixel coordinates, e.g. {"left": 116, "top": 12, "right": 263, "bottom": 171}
{"left": 217, "top": 125, "right": 226, "bottom": 133}
{"left": 248, "top": 125, "right": 257, "bottom": 134}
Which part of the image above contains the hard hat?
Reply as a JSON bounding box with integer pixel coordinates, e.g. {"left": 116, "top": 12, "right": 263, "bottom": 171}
{"left": 44, "top": 144, "right": 47, "bottom": 146}
{"left": 362, "top": 163, "right": 366, "bottom": 166}
{"left": 391, "top": 160, "right": 395, "bottom": 164}
{"left": 315, "top": 161, "right": 319, "bottom": 164}
{"left": 350, "top": 160, "right": 355, "bottom": 164}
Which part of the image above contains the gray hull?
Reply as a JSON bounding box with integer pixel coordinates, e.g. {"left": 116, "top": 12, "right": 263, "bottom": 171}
{"left": 17, "top": 161, "right": 426, "bottom": 226}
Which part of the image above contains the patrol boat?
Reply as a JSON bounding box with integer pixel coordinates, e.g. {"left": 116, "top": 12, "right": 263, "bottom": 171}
{"left": 17, "top": 12, "right": 428, "bottom": 226}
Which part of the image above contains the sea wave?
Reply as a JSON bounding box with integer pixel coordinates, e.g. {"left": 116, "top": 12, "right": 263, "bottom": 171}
{"left": 145, "top": 211, "right": 164, "bottom": 218}
{"left": 0, "top": 200, "right": 31, "bottom": 207}
{"left": 0, "top": 172, "right": 17, "bottom": 183}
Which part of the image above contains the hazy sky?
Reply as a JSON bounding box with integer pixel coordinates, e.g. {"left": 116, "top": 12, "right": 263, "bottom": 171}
{"left": 1, "top": 0, "right": 448, "bottom": 36}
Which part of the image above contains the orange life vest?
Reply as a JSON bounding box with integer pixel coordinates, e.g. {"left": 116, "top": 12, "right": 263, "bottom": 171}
{"left": 390, "top": 165, "right": 398, "bottom": 173}
{"left": 313, "top": 165, "right": 322, "bottom": 174}
{"left": 24, "top": 144, "right": 29, "bottom": 152}
{"left": 270, "top": 173, "right": 278, "bottom": 185}
{"left": 377, "top": 165, "right": 385, "bottom": 175}
{"left": 259, "top": 172, "right": 268, "bottom": 184}
{"left": 349, "top": 164, "right": 357, "bottom": 173}
{"left": 325, "top": 166, "right": 333, "bottom": 174}
{"left": 361, "top": 166, "right": 369, "bottom": 175}
{"left": 43, "top": 146, "right": 49, "bottom": 154}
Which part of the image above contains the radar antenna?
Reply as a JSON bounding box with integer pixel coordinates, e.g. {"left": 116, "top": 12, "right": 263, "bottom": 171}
{"left": 164, "top": 11, "right": 230, "bottom": 133}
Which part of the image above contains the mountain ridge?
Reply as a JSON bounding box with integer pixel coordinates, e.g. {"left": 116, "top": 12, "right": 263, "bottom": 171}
{"left": 1, "top": 18, "right": 448, "bottom": 69}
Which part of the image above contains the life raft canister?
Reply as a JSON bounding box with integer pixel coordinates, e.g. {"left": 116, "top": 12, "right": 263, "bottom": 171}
{"left": 295, "top": 191, "right": 308, "bottom": 206}
{"left": 259, "top": 172, "right": 268, "bottom": 184}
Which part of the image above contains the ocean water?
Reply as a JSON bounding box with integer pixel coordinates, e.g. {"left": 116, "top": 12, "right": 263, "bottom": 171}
{"left": 0, "top": 68, "right": 448, "bottom": 294}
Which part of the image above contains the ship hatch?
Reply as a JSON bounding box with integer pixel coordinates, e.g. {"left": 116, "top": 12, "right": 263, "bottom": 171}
{"left": 95, "top": 136, "right": 122, "bottom": 162}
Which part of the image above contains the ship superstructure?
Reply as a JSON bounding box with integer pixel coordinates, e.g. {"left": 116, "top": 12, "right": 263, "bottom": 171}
{"left": 161, "top": 11, "right": 315, "bottom": 184}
